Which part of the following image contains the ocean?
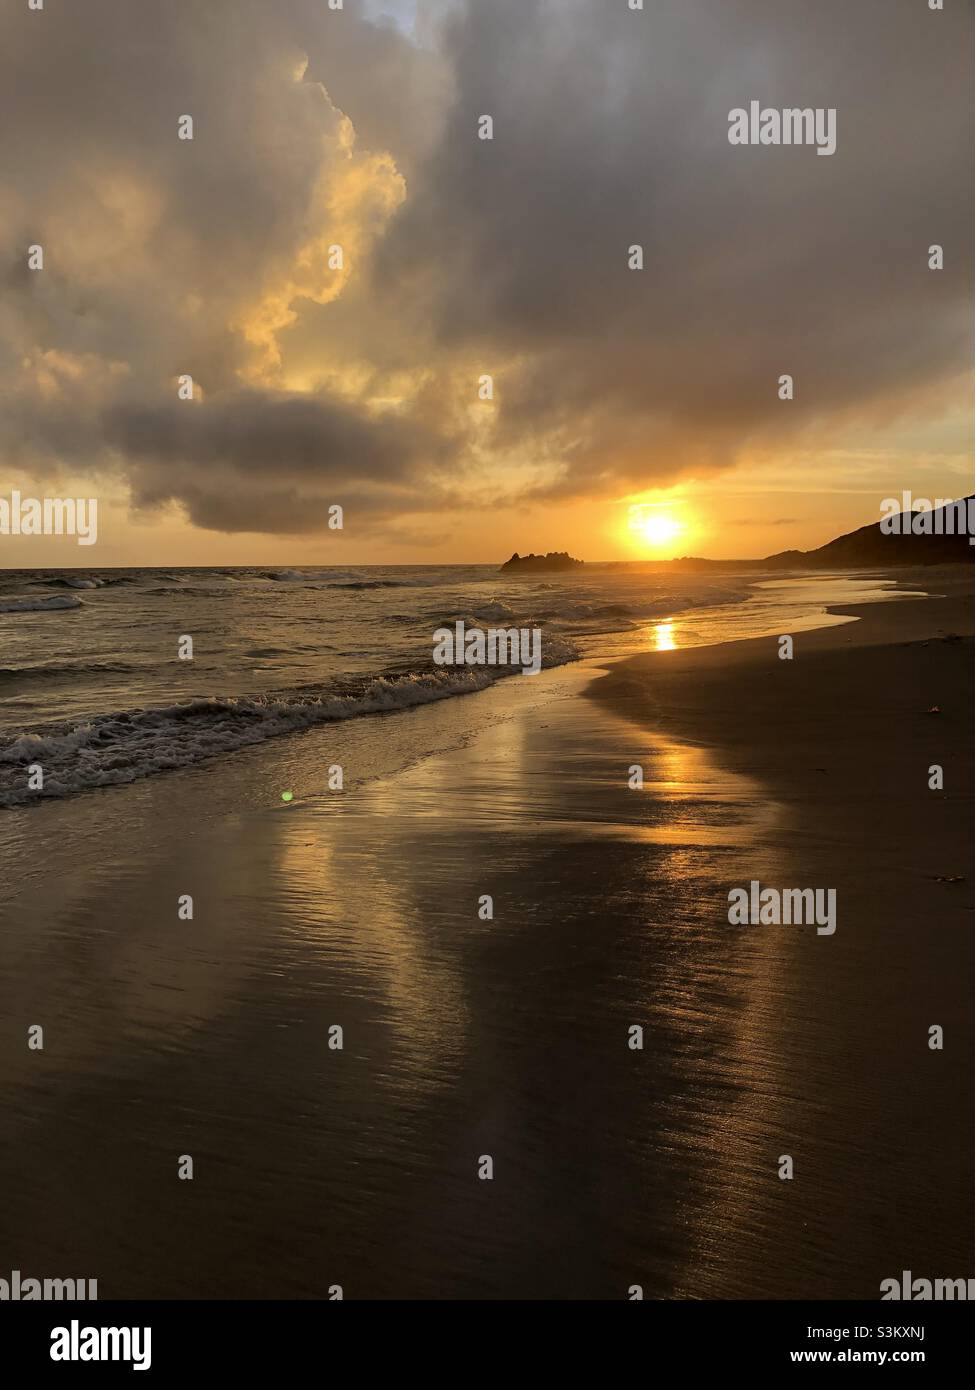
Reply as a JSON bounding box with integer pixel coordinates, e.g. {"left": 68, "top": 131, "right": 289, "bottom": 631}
{"left": 0, "top": 566, "right": 916, "bottom": 808}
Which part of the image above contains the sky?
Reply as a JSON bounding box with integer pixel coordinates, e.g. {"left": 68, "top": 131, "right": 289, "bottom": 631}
{"left": 1, "top": 0, "right": 973, "bottom": 567}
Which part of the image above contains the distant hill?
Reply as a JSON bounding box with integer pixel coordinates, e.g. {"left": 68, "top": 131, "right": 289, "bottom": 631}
{"left": 500, "top": 551, "right": 584, "bottom": 573}
{"left": 760, "top": 495, "right": 975, "bottom": 568}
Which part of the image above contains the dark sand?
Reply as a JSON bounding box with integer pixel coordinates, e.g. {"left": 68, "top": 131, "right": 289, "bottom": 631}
{"left": 588, "top": 568, "right": 975, "bottom": 1297}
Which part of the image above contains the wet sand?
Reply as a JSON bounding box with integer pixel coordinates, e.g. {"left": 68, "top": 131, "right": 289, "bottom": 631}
{"left": 589, "top": 568, "right": 975, "bottom": 1296}
{"left": 1, "top": 570, "right": 973, "bottom": 1298}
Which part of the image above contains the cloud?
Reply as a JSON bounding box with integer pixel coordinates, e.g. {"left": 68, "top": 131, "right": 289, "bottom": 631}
{"left": 106, "top": 387, "right": 456, "bottom": 532}
{"left": 0, "top": 0, "right": 440, "bottom": 531}
{"left": 380, "top": 0, "right": 975, "bottom": 491}
{"left": 1, "top": 0, "right": 972, "bottom": 536}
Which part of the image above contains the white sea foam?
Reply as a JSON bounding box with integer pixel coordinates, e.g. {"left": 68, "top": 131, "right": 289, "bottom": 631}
{"left": 0, "top": 651, "right": 582, "bottom": 806}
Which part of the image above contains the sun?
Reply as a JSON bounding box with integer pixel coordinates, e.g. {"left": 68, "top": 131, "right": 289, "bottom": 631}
{"left": 624, "top": 501, "right": 693, "bottom": 555}
{"left": 637, "top": 513, "right": 683, "bottom": 547}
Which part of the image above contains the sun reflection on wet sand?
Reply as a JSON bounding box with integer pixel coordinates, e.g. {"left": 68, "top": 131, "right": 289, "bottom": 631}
{"left": 258, "top": 682, "right": 799, "bottom": 1294}
{"left": 273, "top": 826, "right": 471, "bottom": 1095}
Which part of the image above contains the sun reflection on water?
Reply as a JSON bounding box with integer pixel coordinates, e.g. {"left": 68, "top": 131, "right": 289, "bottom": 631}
{"left": 651, "top": 620, "right": 677, "bottom": 651}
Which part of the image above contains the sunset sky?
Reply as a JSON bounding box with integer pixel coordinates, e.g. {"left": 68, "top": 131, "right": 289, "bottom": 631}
{"left": 2, "top": 0, "right": 972, "bottom": 567}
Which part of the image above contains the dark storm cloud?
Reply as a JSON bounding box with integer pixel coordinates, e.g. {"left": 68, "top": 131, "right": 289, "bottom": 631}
{"left": 381, "top": 0, "right": 975, "bottom": 486}
{"left": 105, "top": 390, "right": 437, "bottom": 478}
{"left": 106, "top": 389, "right": 454, "bottom": 532}
{"left": 1, "top": 0, "right": 972, "bottom": 534}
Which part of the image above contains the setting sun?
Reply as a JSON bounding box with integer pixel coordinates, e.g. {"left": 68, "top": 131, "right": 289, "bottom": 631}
{"left": 639, "top": 514, "right": 683, "bottom": 547}
{"left": 626, "top": 503, "right": 688, "bottom": 553}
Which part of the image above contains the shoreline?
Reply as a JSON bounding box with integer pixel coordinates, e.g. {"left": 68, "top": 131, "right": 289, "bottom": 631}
{"left": 585, "top": 567, "right": 975, "bottom": 790}
{"left": 0, "top": 569, "right": 928, "bottom": 813}
{"left": 584, "top": 568, "right": 975, "bottom": 1297}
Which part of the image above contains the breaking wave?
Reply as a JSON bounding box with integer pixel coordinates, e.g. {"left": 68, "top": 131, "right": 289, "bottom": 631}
{"left": 0, "top": 643, "right": 579, "bottom": 806}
